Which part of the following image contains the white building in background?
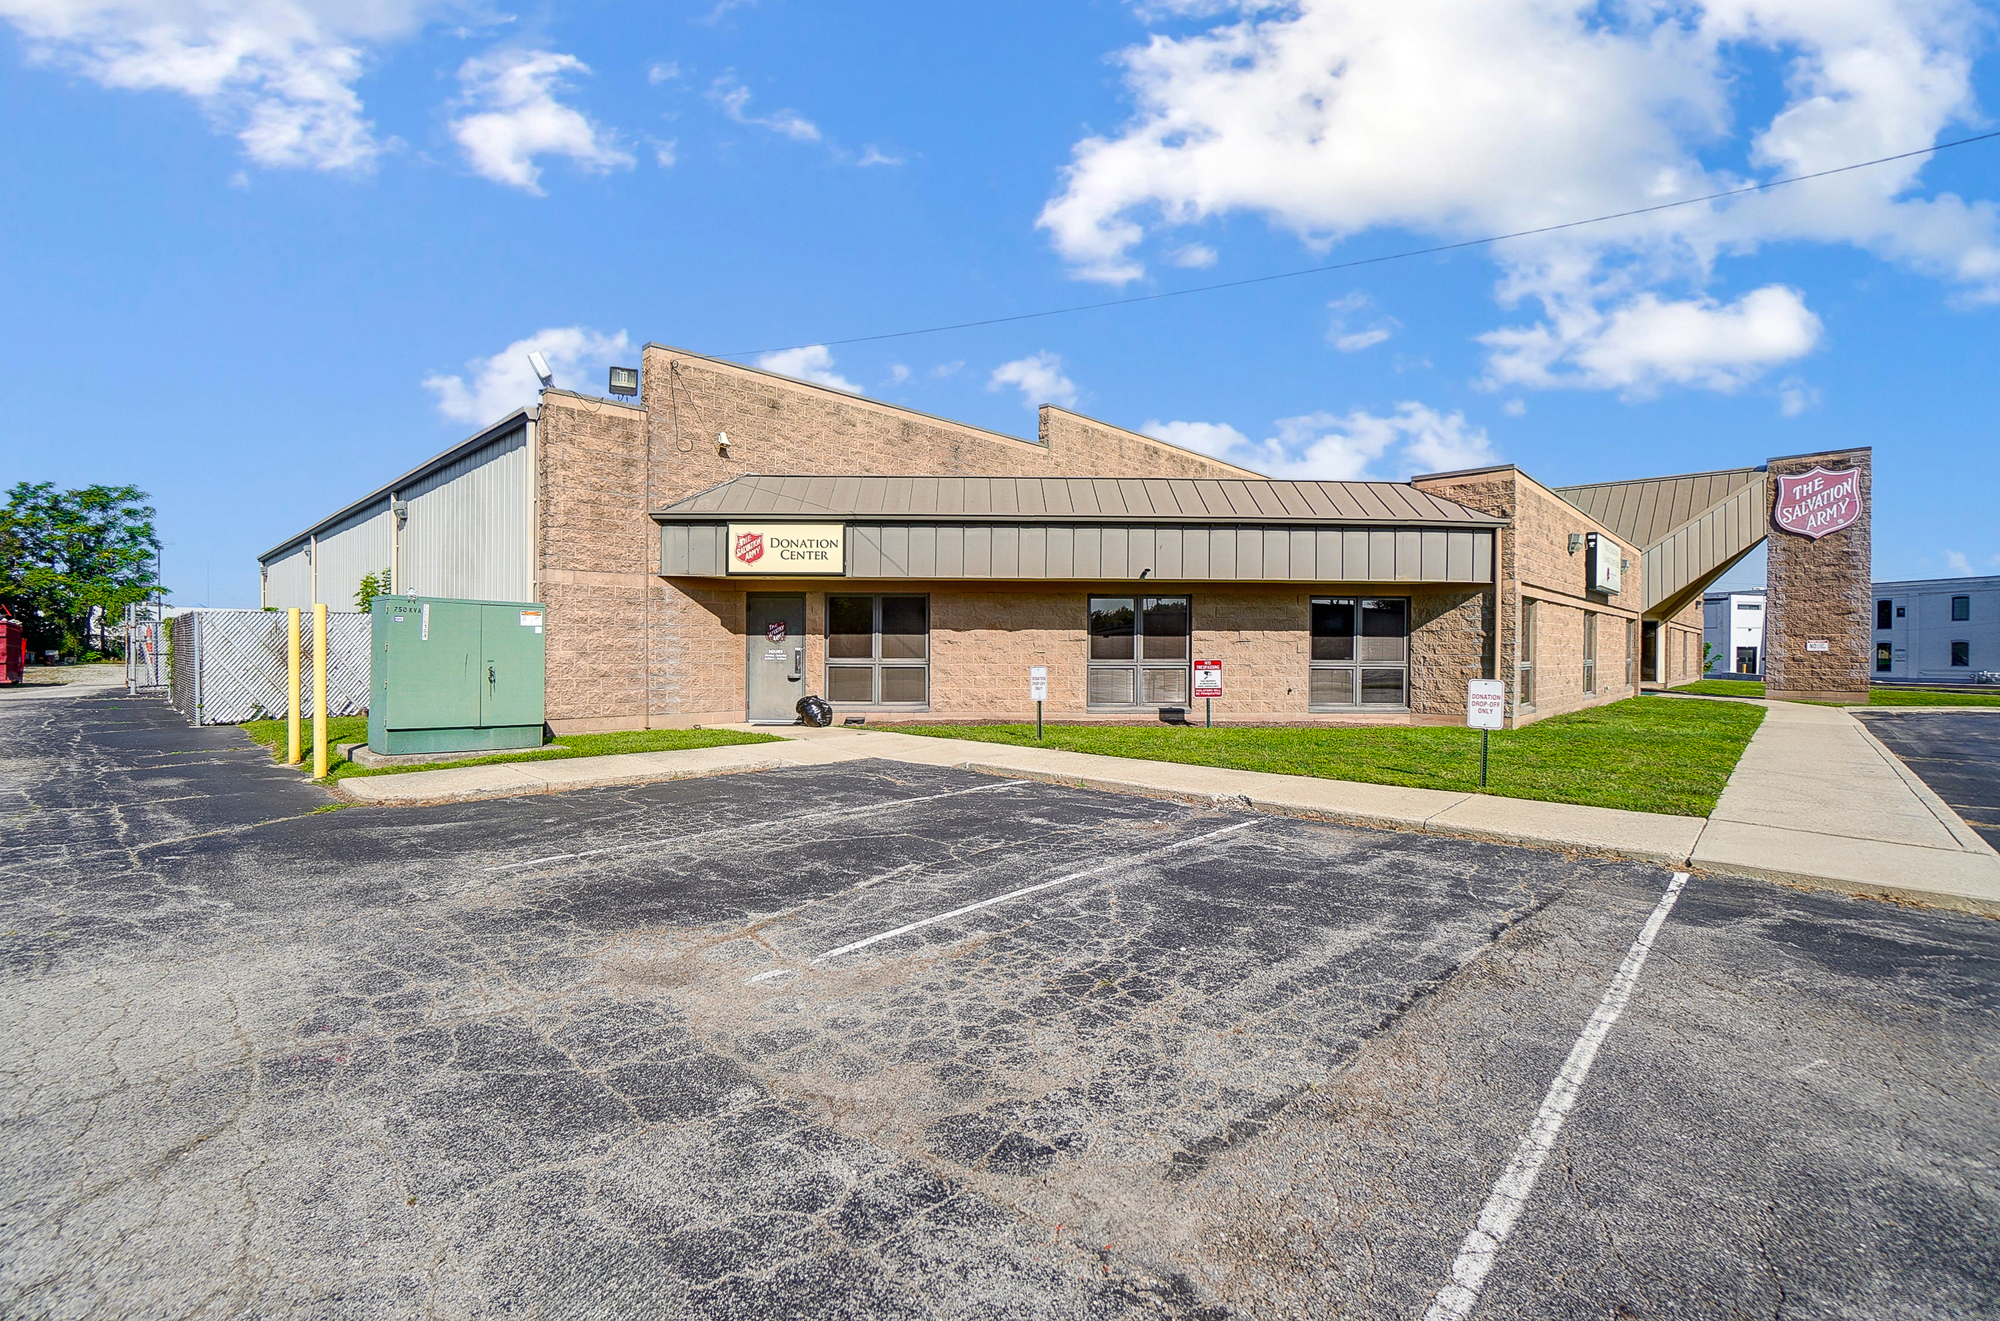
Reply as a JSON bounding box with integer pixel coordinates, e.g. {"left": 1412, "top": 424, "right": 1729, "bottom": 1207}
{"left": 1703, "top": 589, "right": 1768, "bottom": 676}
{"left": 1870, "top": 575, "right": 2000, "bottom": 681}
{"left": 1707, "top": 575, "right": 2000, "bottom": 682}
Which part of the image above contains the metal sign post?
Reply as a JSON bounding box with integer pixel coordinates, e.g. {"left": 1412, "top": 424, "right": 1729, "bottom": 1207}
{"left": 1193, "top": 660, "right": 1223, "bottom": 729}
{"left": 1029, "top": 667, "right": 1048, "bottom": 740}
{"left": 1466, "top": 678, "right": 1505, "bottom": 790}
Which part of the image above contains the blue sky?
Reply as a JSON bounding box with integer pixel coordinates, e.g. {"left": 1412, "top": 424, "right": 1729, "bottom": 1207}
{"left": 3, "top": 0, "right": 1997, "bottom": 608}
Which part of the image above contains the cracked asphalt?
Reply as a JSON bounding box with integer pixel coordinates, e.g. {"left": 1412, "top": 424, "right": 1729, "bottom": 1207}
{"left": 3, "top": 678, "right": 1997, "bottom": 1320}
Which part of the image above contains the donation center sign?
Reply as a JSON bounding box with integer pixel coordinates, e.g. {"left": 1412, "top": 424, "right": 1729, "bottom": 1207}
{"left": 1772, "top": 467, "right": 1862, "bottom": 540}
{"left": 726, "top": 523, "right": 846, "bottom": 575}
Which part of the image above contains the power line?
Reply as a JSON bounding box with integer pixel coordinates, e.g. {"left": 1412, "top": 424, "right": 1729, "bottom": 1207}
{"left": 717, "top": 129, "right": 2000, "bottom": 360}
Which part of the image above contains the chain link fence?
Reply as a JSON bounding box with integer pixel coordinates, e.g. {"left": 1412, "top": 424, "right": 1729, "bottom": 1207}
{"left": 123, "top": 603, "right": 168, "bottom": 692}
{"left": 167, "top": 610, "right": 370, "bottom": 725}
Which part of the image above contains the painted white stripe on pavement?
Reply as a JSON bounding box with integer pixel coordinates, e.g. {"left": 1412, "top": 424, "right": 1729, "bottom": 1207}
{"left": 812, "top": 818, "right": 1259, "bottom": 962}
{"left": 484, "top": 779, "right": 1028, "bottom": 873}
{"left": 1422, "top": 871, "right": 1690, "bottom": 1321}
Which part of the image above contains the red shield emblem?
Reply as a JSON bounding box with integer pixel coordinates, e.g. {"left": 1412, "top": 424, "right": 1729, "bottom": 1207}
{"left": 734, "top": 531, "right": 764, "bottom": 564}
{"left": 766, "top": 621, "right": 787, "bottom": 643}
{"left": 1772, "top": 466, "right": 1861, "bottom": 540}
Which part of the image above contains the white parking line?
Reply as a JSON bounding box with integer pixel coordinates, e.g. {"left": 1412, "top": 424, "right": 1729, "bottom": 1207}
{"left": 482, "top": 779, "right": 1029, "bottom": 873}
{"left": 812, "top": 818, "right": 1259, "bottom": 962}
{"left": 1422, "top": 871, "right": 1689, "bottom": 1321}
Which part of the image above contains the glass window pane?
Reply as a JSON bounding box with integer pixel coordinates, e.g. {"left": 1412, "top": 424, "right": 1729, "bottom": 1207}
{"left": 1088, "top": 667, "right": 1134, "bottom": 706}
{"left": 829, "top": 596, "right": 874, "bottom": 658}
{"left": 880, "top": 597, "right": 928, "bottom": 659}
{"left": 1141, "top": 597, "right": 1190, "bottom": 659}
{"left": 827, "top": 666, "right": 873, "bottom": 703}
{"left": 1361, "top": 668, "right": 1406, "bottom": 705}
{"left": 1090, "top": 599, "right": 1136, "bottom": 660}
{"left": 1953, "top": 596, "right": 1970, "bottom": 621}
{"left": 1360, "top": 598, "right": 1407, "bottom": 662}
{"left": 1310, "top": 668, "right": 1355, "bottom": 707}
{"left": 1311, "top": 598, "right": 1354, "bottom": 662}
{"left": 1143, "top": 667, "right": 1189, "bottom": 704}
{"left": 879, "top": 666, "right": 927, "bottom": 703}
{"left": 1952, "top": 641, "right": 1970, "bottom": 666}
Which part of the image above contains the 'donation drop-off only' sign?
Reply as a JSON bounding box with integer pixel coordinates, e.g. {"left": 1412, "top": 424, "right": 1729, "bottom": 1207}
{"left": 1772, "top": 467, "right": 1862, "bottom": 540}
{"left": 1466, "top": 679, "right": 1505, "bottom": 730}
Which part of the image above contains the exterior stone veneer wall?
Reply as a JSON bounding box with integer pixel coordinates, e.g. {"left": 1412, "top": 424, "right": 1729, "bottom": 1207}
{"left": 1410, "top": 466, "right": 1642, "bottom": 727}
{"left": 645, "top": 581, "right": 1488, "bottom": 727}
{"left": 1764, "top": 447, "right": 1872, "bottom": 703}
{"left": 537, "top": 348, "right": 1263, "bottom": 731}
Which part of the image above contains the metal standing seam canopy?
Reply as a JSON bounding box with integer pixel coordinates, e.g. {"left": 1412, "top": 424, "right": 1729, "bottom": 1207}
{"left": 653, "top": 475, "right": 1507, "bottom": 584}
{"left": 1553, "top": 467, "right": 1770, "bottom": 620}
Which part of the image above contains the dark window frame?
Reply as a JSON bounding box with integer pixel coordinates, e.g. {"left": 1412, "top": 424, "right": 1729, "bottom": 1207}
{"left": 1875, "top": 643, "right": 1893, "bottom": 673}
{"left": 1309, "top": 596, "right": 1410, "bottom": 711}
{"left": 1582, "top": 611, "right": 1598, "bottom": 695}
{"left": 1951, "top": 640, "right": 1971, "bottom": 667}
{"left": 1952, "top": 595, "right": 1971, "bottom": 622}
{"left": 1518, "top": 600, "right": 1538, "bottom": 708}
{"left": 1877, "top": 600, "right": 1893, "bottom": 630}
{"left": 825, "top": 593, "right": 931, "bottom": 708}
{"left": 1086, "top": 595, "right": 1191, "bottom": 709}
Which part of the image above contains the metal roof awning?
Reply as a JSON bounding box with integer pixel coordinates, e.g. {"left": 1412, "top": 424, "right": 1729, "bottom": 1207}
{"left": 655, "top": 475, "right": 1502, "bottom": 584}
{"left": 1554, "top": 467, "right": 1770, "bottom": 618}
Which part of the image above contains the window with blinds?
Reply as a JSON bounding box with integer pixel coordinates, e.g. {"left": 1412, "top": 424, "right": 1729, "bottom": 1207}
{"left": 826, "top": 595, "right": 929, "bottom": 707}
{"left": 1310, "top": 597, "right": 1409, "bottom": 709}
{"left": 1087, "top": 596, "right": 1190, "bottom": 708}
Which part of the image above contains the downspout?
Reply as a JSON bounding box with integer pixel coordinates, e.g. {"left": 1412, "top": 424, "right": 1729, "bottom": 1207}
{"left": 309, "top": 534, "right": 318, "bottom": 606}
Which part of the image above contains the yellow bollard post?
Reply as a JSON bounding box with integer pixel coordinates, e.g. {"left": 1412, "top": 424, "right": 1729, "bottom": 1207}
{"left": 286, "top": 608, "right": 302, "bottom": 765}
{"left": 312, "top": 603, "right": 328, "bottom": 779}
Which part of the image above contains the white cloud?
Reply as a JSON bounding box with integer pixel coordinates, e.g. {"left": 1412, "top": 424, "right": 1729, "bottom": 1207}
{"left": 450, "top": 50, "right": 633, "bottom": 195}
{"left": 857, "top": 145, "right": 905, "bottom": 167}
{"left": 653, "top": 139, "right": 677, "bottom": 168}
{"left": 1502, "top": 399, "right": 1526, "bottom": 417}
{"left": 423, "top": 326, "right": 633, "bottom": 424}
{"left": 711, "top": 75, "right": 820, "bottom": 142}
{"left": 1325, "top": 292, "right": 1399, "bottom": 352}
{"left": 647, "top": 60, "right": 680, "bottom": 85}
{"left": 1145, "top": 402, "right": 1496, "bottom": 480}
{"left": 1040, "top": 0, "right": 1998, "bottom": 391}
{"left": 1777, "top": 376, "right": 1820, "bottom": 417}
{"left": 887, "top": 363, "right": 912, "bottom": 384}
{"left": 755, "top": 344, "right": 862, "bottom": 394}
{"left": 988, "top": 352, "right": 1079, "bottom": 410}
{"left": 0, "top": 0, "right": 438, "bottom": 170}
{"left": 1944, "top": 550, "right": 1973, "bottom": 575}
{"left": 1170, "top": 243, "right": 1218, "bottom": 268}
{"left": 1482, "top": 285, "right": 1824, "bottom": 396}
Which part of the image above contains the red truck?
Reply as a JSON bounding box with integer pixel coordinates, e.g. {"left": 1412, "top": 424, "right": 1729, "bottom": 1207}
{"left": 0, "top": 610, "right": 22, "bottom": 686}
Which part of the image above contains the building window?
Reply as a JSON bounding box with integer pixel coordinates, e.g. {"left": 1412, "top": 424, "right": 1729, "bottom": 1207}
{"left": 1952, "top": 640, "right": 1971, "bottom": 667}
{"left": 1310, "top": 597, "right": 1409, "bottom": 709}
{"left": 1088, "top": 596, "right": 1189, "bottom": 707}
{"left": 1738, "top": 646, "right": 1760, "bottom": 674}
{"left": 1952, "top": 595, "right": 1971, "bottom": 622}
{"left": 1877, "top": 600, "right": 1893, "bottom": 630}
{"left": 1627, "top": 620, "right": 1637, "bottom": 689}
{"left": 1517, "top": 600, "right": 1537, "bottom": 708}
{"left": 1875, "top": 643, "right": 1892, "bottom": 673}
{"left": 1582, "top": 612, "right": 1597, "bottom": 695}
{"left": 826, "top": 594, "right": 929, "bottom": 706}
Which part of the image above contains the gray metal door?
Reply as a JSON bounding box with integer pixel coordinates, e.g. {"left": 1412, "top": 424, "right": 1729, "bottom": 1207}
{"left": 746, "top": 594, "right": 806, "bottom": 723}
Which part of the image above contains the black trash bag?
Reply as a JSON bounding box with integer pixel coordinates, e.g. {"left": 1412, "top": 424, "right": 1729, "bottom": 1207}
{"left": 796, "top": 695, "right": 834, "bottom": 728}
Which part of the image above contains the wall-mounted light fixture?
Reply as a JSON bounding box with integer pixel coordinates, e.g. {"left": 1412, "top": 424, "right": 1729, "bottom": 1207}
{"left": 717, "top": 431, "right": 732, "bottom": 457}
{"left": 608, "top": 366, "right": 639, "bottom": 397}
{"left": 1568, "top": 534, "right": 1584, "bottom": 555}
{"left": 391, "top": 500, "right": 409, "bottom": 528}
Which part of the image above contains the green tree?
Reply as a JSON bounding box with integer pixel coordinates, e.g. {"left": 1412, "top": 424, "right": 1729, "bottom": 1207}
{"left": 355, "top": 568, "right": 392, "bottom": 612}
{"left": 0, "top": 482, "right": 162, "bottom": 658}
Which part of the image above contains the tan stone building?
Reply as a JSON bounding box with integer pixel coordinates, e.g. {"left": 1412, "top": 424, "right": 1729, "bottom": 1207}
{"left": 260, "top": 343, "right": 1847, "bottom": 730}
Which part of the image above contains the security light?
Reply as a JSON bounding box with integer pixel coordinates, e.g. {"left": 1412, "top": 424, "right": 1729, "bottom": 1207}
{"left": 608, "top": 366, "right": 639, "bottom": 397}
{"left": 1568, "top": 534, "right": 1584, "bottom": 554}
{"left": 527, "top": 351, "right": 553, "bottom": 387}
{"left": 717, "top": 431, "right": 731, "bottom": 456}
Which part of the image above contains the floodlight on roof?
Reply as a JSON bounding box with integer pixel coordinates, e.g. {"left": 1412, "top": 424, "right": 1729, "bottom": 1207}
{"left": 527, "top": 351, "right": 553, "bottom": 387}
{"left": 608, "top": 366, "right": 639, "bottom": 397}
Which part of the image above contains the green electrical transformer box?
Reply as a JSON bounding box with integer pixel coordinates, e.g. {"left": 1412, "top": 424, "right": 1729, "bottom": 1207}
{"left": 368, "top": 596, "right": 547, "bottom": 755}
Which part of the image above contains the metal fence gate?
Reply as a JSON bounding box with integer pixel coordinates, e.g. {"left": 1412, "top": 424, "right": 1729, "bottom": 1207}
{"left": 166, "top": 609, "right": 370, "bottom": 725}
{"left": 123, "top": 603, "right": 167, "bottom": 692}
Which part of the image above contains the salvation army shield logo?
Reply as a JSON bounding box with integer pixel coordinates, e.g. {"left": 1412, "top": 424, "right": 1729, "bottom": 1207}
{"left": 767, "top": 621, "right": 788, "bottom": 643}
{"left": 1772, "top": 467, "right": 1862, "bottom": 540}
{"left": 733, "top": 531, "right": 765, "bottom": 565}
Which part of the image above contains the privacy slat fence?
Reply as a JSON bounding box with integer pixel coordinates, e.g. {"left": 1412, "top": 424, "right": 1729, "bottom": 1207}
{"left": 167, "top": 610, "right": 370, "bottom": 725}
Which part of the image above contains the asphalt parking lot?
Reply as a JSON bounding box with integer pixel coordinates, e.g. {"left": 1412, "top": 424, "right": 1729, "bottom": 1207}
{"left": 3, "top": 683, "right": 1997, "bottom": 1320}
{"left": 1859, "top": 709, "right": 2000, "bottom": 850}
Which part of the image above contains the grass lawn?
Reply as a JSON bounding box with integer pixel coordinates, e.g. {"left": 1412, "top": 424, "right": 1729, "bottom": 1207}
{"left": 238, "top": 716, "right": 781, "bottom": 782}
{"left": 1677, "top": 679, "right": 2000, "bottom": 707}
{"left": 893, "top": 696, "right": 1766, "bottom": 817}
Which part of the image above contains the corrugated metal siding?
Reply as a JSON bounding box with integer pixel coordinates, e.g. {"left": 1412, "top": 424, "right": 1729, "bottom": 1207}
{"left": 262, "top": 543, "right": 313, "bottom": 609}
{"left": 664, "top": 523, "right": 1494, "bottom": 583}
{"left": 1555, "top": 468, "right": 1763, "bottom": 550}
{"left": 311, "top": 504, "right": 393, "bottom": 610}
{"left": 399, "top": 426, "right": 533, "bottom": 602}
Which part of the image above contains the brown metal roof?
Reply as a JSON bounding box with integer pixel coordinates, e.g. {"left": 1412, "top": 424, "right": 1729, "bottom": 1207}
{"left": 654, "top": 475, "right": 1504, "bottom": 527}
{"left": 1553, "top": 468, "right": 1763, "bottom": 551}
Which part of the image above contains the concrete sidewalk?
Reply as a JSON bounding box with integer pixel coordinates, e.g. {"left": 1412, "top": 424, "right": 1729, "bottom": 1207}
{"left": 334, "top": 706, "right": 2000, "bottom": 916}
